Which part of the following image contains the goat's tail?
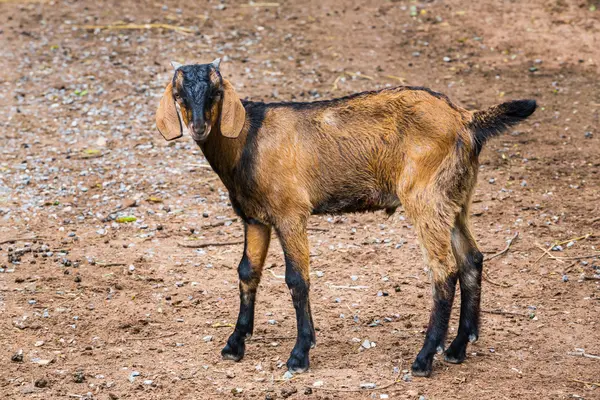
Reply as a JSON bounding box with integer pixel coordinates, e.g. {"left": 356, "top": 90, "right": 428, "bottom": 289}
{"left": 469, "top": 99, "right": 537, "bottom": 155}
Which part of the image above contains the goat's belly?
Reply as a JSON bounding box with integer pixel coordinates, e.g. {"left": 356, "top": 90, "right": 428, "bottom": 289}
{"left": 312, "top": 191, "right": 401, "bottom": 215}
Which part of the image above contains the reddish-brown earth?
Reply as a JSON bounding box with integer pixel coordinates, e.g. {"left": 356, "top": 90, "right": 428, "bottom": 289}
{"left": 1, "top": 0, "right": 599, "bottom": 399}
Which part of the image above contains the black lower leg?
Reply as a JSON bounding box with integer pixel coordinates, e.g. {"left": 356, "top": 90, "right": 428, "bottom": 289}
{"left": 222, "top": 254, "right": 259, "bottom": 361}
{"left": 285, "top": 266, "right": 315, "bottom": 373}
{"left": 412, "top": 273, "right": 457, "bottom": 377}
{"left": 445, "top": 251, "right": 483, "bottom": 363}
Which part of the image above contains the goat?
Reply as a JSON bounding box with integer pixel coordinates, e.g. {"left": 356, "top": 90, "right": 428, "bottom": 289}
{"left": 155, "top": 59, "right": 536, "bottom": 377}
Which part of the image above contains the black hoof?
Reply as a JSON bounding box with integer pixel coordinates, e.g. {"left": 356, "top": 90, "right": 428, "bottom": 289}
{"left": 444, "top": 346, "right": 466, "bottom": 364}
{"left": 287, "top": 351, "right": 310, "bottom": 373}
{"left": 221, "top": 340, "right": 245, "bottom": 362}
{"left": 411, "top": 357, "right": 433, "bottom": 377}
{"left": 444, "top": 334, "right": 473, "bottom": 364}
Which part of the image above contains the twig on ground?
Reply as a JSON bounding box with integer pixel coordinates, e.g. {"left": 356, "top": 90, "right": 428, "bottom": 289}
{"left": 589, "top": 216, "right": 600, "bottom": 224}
{"left": 74, "top": 23, "right": 195, "bottom": 34}
{"left": 533, "top": 233, "right": 593, "bottom": 264}
{"left": 582, "top": 275, "right": 600, "bottom": 281}
{"left": 269, "top": 269, "right": 285, "bottom": 279}
{"left": 331, "top": 75, "right": 344, "bottom": 91}
{"left": 549, "top": 253, "right": 599, "bottom": 261}
{"left": 211, "top": 322, "right": 234, "bottom": 328}
{"left": 482, "top": 271, "right": 511, "bottom": 288}
{"left": 96, "top": 262, "right": 127, "bottom": 267}
{"left": 177, "top": 240, "right": 243, "bottom": 248}
{"left": 70, "top": 153, "right": 105, "bottom": 160}
{"left": 240, "top": 2, "right": 280, "bottom": 7}
{"left": 482, "top": 309, "right": 529, "bottom": 318}
{"left": 562, "top": 261, "right": 578, "bottom": 275}
{"left": 482, "top": 233, "right": 518, "bottom": 287}
{"left": 203, "top": 217, "right": 238, "bottom": 228}
{"left": 567, "top": 350, "right": 600, "bottom": 360}
{"left": 312, "top": 376, "right": 401, "bottom": 393}
{"left": 485, "top": 232, "right": 519, "bottom": 261}
{"left": 307, "top": 227, "right": 329, "bottom": 232}
{"left": 0, "top": 235, "right": 40, "bottom": 245}
{"left": 126, "top": 332, "right": 176, "bottom": 341}
{"left": 570, "top": 378, "right": 600, "bottom": 386}
{"left": 534, "top": 243, "right": 555, "bottom": 264}
{"left": 344, "top": 71, "right": 374, "bottom": 80}
{"left": 327, "top": 284, "right": 370, "bottom": 290}
{"left": 383, "top": 75, "right": 407, "bottom": 84}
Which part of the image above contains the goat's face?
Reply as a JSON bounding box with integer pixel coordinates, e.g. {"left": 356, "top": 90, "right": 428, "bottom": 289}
{"left": 156, "top": 59, "right": 246, "bottom": 142}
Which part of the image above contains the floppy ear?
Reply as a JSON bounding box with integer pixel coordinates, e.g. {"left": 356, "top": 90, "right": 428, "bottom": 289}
{"left": 156, "top": 82, "right": 183, "bottom": 141}
{"left": 219, "top": 79, "right": 246, "bottom": 138}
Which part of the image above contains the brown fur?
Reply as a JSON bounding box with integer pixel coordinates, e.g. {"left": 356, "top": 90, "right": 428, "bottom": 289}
{"left": 196, "top": 89, "right": 479, "bottom": 286}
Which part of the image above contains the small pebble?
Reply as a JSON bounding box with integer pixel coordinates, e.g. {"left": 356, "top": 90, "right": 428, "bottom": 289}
{"left": 128, "top": 371, "right": 140, "bottom": 383}
{"left": 360, "top": 382, "right": 376, "bottom": 389}
{"left": 443, "top": 56, "right": 451, "bottom": 62}
{"left": 203, "top": 335, "right": 213, "bottom": 342}
{"left": 562, "top": 274, "right": 568, "bottom": 282}
{"left": 34, "top": 378, "right": 48, "bottom": 388}
{"left": 143, "top": 380, "right": 153, "bottom": 385}
{"left": 11, "top": 349, "right": 24, "bottom": 362}
{"left": 73, "top": 371, "right": 85, "bottom": 383}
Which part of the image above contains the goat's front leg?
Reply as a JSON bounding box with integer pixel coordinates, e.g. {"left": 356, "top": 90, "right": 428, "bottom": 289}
{"left": 277, "top": 220, "right": 315, "bottom": 373}
{"left": 222, "top": 221, "right": 271, "bottom": 362}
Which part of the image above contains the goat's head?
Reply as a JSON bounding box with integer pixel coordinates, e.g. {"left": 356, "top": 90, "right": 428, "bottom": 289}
{"left": 156, "top": 59, "right": 246, "bottom": 142}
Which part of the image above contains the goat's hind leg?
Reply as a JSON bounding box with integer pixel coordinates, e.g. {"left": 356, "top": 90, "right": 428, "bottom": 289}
{"left": 406, "top": 201, "right": 458, "bottom": 377}
{"left": 444, "top": 213, "right": 483, "bottom": 364}
{"left": 222, "top": 222, "right": 271, "bottom": 361}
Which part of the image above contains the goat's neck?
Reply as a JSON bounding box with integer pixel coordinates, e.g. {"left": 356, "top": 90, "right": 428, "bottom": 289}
{"left": 198, "top": 126, "right": 247, "bottom": 189}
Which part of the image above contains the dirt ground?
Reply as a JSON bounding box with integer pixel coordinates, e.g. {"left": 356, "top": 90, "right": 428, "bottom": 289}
{"left": 1, "top": 0, "right": 599, "bottom": 399}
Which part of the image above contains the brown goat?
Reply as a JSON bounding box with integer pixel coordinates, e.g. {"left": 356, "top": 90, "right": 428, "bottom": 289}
{"left": 156, "top": 59, "right": 536, "bottom": 377}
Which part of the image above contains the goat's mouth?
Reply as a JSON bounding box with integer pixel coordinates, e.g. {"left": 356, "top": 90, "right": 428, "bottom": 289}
{"left": 189, "top": 123, "right": 211, "bottom": 142}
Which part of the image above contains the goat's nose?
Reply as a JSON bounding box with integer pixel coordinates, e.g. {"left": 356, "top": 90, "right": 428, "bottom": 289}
{"left": 189, "top": 123, "right": 205, "bottom": 135}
